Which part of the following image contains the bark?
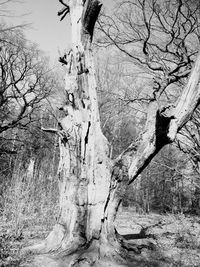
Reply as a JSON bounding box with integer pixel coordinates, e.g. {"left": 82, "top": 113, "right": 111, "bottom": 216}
{"left": 23, "top": 1, "right": 200, "bottom": 266}
{"left": 24, "top": 0, "right": 129, "bottom": 265}
{"left": 127, "top": 51, "right": 200, "bottom": 184}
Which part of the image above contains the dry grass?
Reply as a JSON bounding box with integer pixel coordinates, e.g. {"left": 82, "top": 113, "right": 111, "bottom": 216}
{"left": 1, "top": 201, "right": 200, "bottom": 266}
{"left": 0, "top": 170, "right": 59, "bottom": 267}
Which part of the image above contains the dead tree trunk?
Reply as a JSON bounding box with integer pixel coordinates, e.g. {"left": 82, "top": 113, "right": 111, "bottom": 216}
{"left": 27, "top": 0, "right": 127, "bottom": 263}
{"left": 25, "top": 0, "right": 200, "bottom": 266}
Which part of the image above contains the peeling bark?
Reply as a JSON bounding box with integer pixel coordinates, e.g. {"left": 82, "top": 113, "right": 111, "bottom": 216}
{"left": 24, "top": 0, "right": 122, "bottom": 263}
{"left": 23, "top": 1, "right": 200, "bottom": 266}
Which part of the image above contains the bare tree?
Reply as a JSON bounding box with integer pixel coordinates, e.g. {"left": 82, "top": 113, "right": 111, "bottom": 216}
{"left": 96, "top": 56, "right": 139, "bottom": 158}
{"left": 24, "top": 0, "right": 200, "bottom": 265}
{"left": 0, "top": 28, "right": 53, "bottom": 134}
{"left": 0, "top": 0, "right": 29, "bottom": 34}
{"left": 98, "top": 0, "right": 200, "bottom": 102}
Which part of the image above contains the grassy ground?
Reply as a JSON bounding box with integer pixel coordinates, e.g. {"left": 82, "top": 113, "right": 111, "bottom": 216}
{"left": 0, "top": 209, "right": 200, "bottom": 266}
{"left": 0, "top": 220, "right": 49, "bottom": 266}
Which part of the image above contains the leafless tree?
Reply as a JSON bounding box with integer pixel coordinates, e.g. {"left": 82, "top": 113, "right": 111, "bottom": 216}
{"left": 0, "top": 28, "right": 53, "bottom": 134}
{"left": 0, "top": 0, "right": 29, "bottom": 34}
{"left": 23, "top": 0, "right": 200, "bottom": 266}
{"left": 98, "top": 0, "right": 200, "bottom": 103}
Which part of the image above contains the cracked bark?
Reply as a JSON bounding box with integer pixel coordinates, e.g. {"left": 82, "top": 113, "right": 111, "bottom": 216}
{"left": 23, "top": 1, "right": 200, "bottom": 266}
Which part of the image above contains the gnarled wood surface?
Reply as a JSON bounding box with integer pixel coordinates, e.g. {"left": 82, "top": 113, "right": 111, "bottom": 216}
{"left": 23, "top": 1, "right": 200, "bottom": 266}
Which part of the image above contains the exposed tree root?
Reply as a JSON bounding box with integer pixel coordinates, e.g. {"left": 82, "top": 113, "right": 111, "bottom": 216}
{"left": 22, "top": 224, "right": 87, "bottom": 256}
{"left": 22, "top": 227, "right": 159, "bottom": 267}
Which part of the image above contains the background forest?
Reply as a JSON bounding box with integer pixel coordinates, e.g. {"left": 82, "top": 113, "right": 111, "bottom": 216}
{"left": 0, "top": 0, "right": 200, "bottom": 266}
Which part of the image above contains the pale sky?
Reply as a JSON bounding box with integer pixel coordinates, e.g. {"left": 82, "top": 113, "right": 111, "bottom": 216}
{"left": 4, "top": 0, "right": 71, "bottom": 61}
{"left": 3, "top": 0, "right": 114, "bottom": 62}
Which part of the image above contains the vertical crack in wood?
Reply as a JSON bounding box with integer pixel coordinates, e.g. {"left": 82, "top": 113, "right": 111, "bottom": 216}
{"left": 84, "top": 121, "right": 91, "bottom": 162}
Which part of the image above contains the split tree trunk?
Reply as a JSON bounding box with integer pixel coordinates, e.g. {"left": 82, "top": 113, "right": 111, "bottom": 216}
{"left": 28, "top": 1, "right": 130, "bottom": 264}
{"left": 25, "top": 0, "right": 200, "bottom": 266}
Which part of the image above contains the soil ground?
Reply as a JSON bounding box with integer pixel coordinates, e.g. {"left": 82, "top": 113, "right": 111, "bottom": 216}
{"left": 1, "top": 208, "right": 200, "bottom": 266}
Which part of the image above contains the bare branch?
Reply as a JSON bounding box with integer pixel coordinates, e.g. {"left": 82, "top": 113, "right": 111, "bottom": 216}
{"left": 41, "top": 127, "right": 58, "bottom": 134}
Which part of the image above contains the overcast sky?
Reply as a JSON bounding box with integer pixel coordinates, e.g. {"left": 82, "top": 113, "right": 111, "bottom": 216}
{"left": 3, "top": 0, "right": 113, "bottom": 62}
{"left": 4, "top": 0, "right": 72, "bottom": 61}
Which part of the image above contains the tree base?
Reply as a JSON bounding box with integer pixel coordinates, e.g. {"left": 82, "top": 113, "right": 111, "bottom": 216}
{"left": 22, "top": 225, "right": 159, "bottom": 267}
